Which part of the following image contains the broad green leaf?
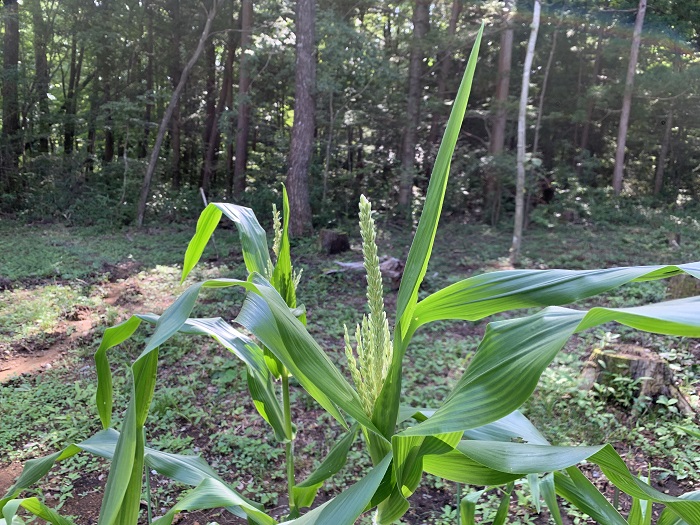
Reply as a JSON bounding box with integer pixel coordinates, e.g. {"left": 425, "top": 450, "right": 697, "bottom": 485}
{"left": 459, "top": 491, "right": 483, "bottom": 525}
{"left": 293, "top": 425, "right": 359, "bottom": 508}
{"left": 422, "top": 449, "right": 520, "bottom": 485}
{"left": 658, "top": 491, "right": 700, "bottom": 525}
{"left": 541, "top": 473, "right": 563, "bottom": 525}
{"left": 279, "top": 454, "right": 392, "bottom": 525}
{"left": 401, "top": 297, "right": 700, "bottom": 438}
{"left": 462, "top": 410, "right": 549, "bottom": 445}
{"left": 528, "top": 473, "right": 541, "bottom": 513}
{"left": 554, "top": 468, "right": 628, "bottom": 525}
{"left": 151, "top": 478, "right": 276, "bottom": 525}
{"left": 409, "top": 263, "right": 700, "bottom": 334}
{"left": 492, "top": 483, "right": 514, "bottom": 525}
{"left": 395, "top": 23, "right": 483, "bottom": 333}
{"left": 272, "top": 185, "right": 297, "bottom": 309}
{"left": 2, "top": 498, "right": 74, "bottom": 525}
{"left": 181, "top": 202, "right": 271, "bottom": 283}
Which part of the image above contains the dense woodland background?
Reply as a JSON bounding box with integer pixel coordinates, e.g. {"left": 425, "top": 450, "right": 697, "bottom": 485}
{"left": 0, "top": 0, "right": 699, "bottom": 233}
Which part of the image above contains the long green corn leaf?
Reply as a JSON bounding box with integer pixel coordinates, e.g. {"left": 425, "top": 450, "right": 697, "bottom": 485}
{"left": 658, "top": 491, "right": 700, "bottom": 525}
{"left": 554, "top": 468, "right": 628, "bottom": 525}
{"left": 540, "top": 473, "right": 563, "bottom": 525}
{"left": 271, "top": 186, "right": 297, "bottom": 309}
{"left": 492, "top": 483, "right": 514, "bottom": 525}
{"left": 395, "top": 23, "right": 483, "bottom": 334}
{"left": 2, "top": 498, "right": 74, "bottom": 525}
{"left": 181, "top": 202, "right": 271, "bottom": 283}
{"left": 278, "top": 454, "right": 392, "bottom": 525}
{"left": 409, "top": 263, "right": 700, "bottom": 334}
{"left": 459, "top": 491, "right": 483, "bottom": 525}
{"left": 293, "top": 425, "right": 359, "bottom": 508}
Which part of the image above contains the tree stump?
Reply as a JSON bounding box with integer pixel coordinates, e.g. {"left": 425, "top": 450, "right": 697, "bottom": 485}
{"left": 581, "top": 344, "right": 695, "bottom": 417}
{"left": 667, "top": 274, "right": 700, "bottom": 300}
{"left": 319, "top": 229, "right": 350, "bottom": 255}
{"left": 325, "top": 256, "right": 404, "bottom": 289}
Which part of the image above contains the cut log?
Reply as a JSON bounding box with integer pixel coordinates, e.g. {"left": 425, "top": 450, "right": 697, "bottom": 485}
{"left": 319, "top": 229, "right": 350, "bottom": 254}
{"left": 326, "top": 256, "right": 404, "bottom": 289}
{"left": 581, "top": 344, "right": 695, "bottom": 417}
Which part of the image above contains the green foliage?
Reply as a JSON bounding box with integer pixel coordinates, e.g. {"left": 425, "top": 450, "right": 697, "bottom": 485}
{"left": 3, "top": 35, "right": 700, "bottom": 525}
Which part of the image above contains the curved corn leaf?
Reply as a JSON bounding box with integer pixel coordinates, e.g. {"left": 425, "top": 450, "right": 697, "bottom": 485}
{"left": 2, "top": 498, "right": 74, "bottom": 525}
{"left": 409, "top": 263, "right": 700, "bottom": 334}
{"left": 152, "top": 477, "right": 276, "bottom": 525}
{"left": 459, "top": 490, "right": 483, "bottom": 525}
{"left": 395, "top": 23, "right": 483, "bottom": 334}
{"left": 492, "top": 482, "right": 514, "bottom": 525}
{"left": 279, "top": 454, "right": 392, "bottom": 525}
{"left": 293, "top": 425, "right": 359, "bottom": 508}
{"left": 554, "top": 467, "right": 628, "bottom": 525}
{"left": 422, "top": 449, "right": 520, "bottom": 485}
{"left": 541, "top": 473, "right": 563, "bottom": 525}
{"left": 181, "top": 202, "right": 271, "bottom": 283}
{"left": 272, "top": 186, "right": 297, "bottom": 310}
{"left": 658, "top": 491, "right": 700, "bottom": 525}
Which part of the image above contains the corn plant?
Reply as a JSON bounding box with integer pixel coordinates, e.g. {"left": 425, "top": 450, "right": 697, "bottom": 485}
{"left": 3, "top": 25, "right": 700, "bottom": 525}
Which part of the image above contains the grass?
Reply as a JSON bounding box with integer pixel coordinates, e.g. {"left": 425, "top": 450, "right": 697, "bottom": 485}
{"left": 1, "top": 212, "right": 699, "bottom": 523}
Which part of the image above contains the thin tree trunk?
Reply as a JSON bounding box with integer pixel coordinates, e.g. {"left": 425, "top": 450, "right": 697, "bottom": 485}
{"left": 233, "top": 0, "right": 253, "bottom": 197}
{"left": 510, "top": 0, "right": 540, "bottom": 265}
{"left": 203, "top": 26, "right": 238, "bottom": 197}
{"left": 30, "top": 0, "right": 50, "bottom": 154}
{"left": 424, "top": 0, "right": 462, "bottom": 181}
{"left": 285, "top": 0, "right": 316, "bottom": 237}
{"left": 612, "top": 0, "right": 646, "bottom": 195}
{"left": 139, "top": 0, "right": 155, "bottom": 159}
{"left": 169, "top": 0, "right": 182, "bottom": 188}
{"left": 653, "top": 108, "right": 672, "bottom": 196}
{"left": 200, "top": 40, "right": 217, "bottom": 192}
{"left": 398, "top": 0, "right": 430, "bottom": 214}
{"left": 533, "top": 29, "right": 557, "bottom": 155}
{"left": 1, "top": 0, "right": 21, "bottom": 193}
{"left": 485, "top": 0, "right": 513, "bottom": 225}
{"left": 137, "top": 0, "right": 220, "bottom": 227}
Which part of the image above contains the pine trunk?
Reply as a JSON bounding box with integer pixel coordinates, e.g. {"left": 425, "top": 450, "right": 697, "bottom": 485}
{"left": 233, "top": 0, "right": 253, "bottom": 197}
{"left": 653, "top": 108, "right": 673, "bottom": 195}
{"left": 285, "top": 0, "right": 316, "bottom": 237}
{"left": 1, "top": 0, "right": 20, "bottom": 193}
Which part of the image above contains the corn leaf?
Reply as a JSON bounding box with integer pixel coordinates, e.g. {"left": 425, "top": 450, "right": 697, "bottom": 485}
{"left": 395, "top": 23, "right": 483, "bottom": 334}
{"left": 459, "top": 491, "right": 483, "bottom": 525}
{"left": 409, "top": 263, "right": 700, "bottom": 334}
{"left": 279, "top": 454, "right": 392, "bottom": 525}
{"left": 658, "top": 491, "right": 700, "bottom": 525}
{"left": 541, "top": 473, "right": 563, "bottom": 525}
{"left": 1, "top": 498, "right": 74, "bottom": 525}
{"left": 492, "top": 483, "right": 514, "bottom": 525}
{"left": 181, "top": 203, "right": 271, "bottom": 283}
{"left": 554, "top": 467, "right": 628, "bottom": 525}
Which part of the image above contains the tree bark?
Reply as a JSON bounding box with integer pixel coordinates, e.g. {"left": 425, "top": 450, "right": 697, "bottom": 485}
{"left": 30, "top": 0, "right": 50, "bottom": 154}
{"left": 169, "top": 0, "right": 183, "bottom": 188}
{"left": 533, "top": 29, "right": 557, "bottom": 155}
{"left": 139, "top": 0, "right": 155, "bottom": 159}
{"left": 233, "top": 0, "right": 253, "bottom": 197}
{"left": 485, "top": 0, "right": 513, "bottom": 225}
{"left": 612, "top": 0, "right": 646, "bottom": 195}
{"left": 653, "top": 108, "right": 672, "bottom": 196}
{"left": 397, "top": 0, "right": 430, "bottom": 215}
{"left": 200, "top": 40, "right": 217, "bottom": 193}
{"left": 1, "top": 0, "right": 21, "bottom": 192}
{"left": 285, "top": 0, "right": 316, "bottom": 237}
{"left": 510, "top": 0, "right": 540, "bottom": 265}
{"left": 137, "top": 0, "right": 220, "bottom": 227}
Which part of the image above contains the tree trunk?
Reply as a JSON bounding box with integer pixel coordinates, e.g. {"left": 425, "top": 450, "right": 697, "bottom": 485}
{"left": 423, "top": 0, "right": 462, "bottom": 181}
{"left": 397, "top": 0, "right": 430, "bottom": 215}
{"left": 200, "top": 40, "right": 217, "bottom": 193}
{"left": 169, "top": 0, "right": 183, "bottom": 188}
{"left": 233, "top": 0, "right": 253, "bottom": 197}
{"left": 285, "top": 0, "right": 316, "bottom": 237}
{"left": 612, "top": 0, "right": 646, "bottom": 195}
{"left": 139, "top": 0, "right": 155, "bottom": 159}
{"left": 137, "top": 0, "right": 220, "bottom": 227}
{"left": 30, "top": 0, "right": 50, "bottom": 154}
{"left": 485, "top": 0, "right": 513, "bottom": 225}
{"left": 532, "top": 29, "right": 557, "bottom": 155}
{"left": 1, "top": 0, "right": 21, "bottom": 193}
{"left": 653, "top": 108, "right": 672, "bottom": 196}
{"left": 510, "top": 0, "right": 540, "bottom": 265}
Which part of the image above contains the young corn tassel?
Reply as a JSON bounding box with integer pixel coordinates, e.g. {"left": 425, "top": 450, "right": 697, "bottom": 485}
{"left": 345, "top": 195, "right": 393, "bottom": 417}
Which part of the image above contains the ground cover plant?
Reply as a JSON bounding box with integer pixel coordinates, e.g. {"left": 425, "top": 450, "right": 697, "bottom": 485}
{"left": 2, "top": 30, "right": 700, "bottom": 525}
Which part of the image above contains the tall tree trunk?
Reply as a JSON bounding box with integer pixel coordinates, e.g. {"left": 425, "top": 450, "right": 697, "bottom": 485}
{"left": 63, "top": 37, "right": 79, "bottom": 154}
{"left": 285, "top": 0, "right": 316, "bottom": 237}
{"left": 1, "top": 0, "right": 21, "bottom": 193}
{"left": 577, "top": 25, "right": 605, "bottom": 177}
{"left": 137, "top": 0, "right": 220, "bottom": 227}
{"left": 233, "top": 0, "right": 253, "bottom": 197}
{"left": 510, "top": 0, "right": 540, "bottom": 265}
{"left": 200, "top": 40, "right": 217, "bottom": 192}
{"left": 533, "top": 29, "right": 557, "bottom": 155}
{"left": 169, "top": 0, "right": 183, "bottom": 188}
{"left": 485, "top": 0, "right": 513, "bottom": 225}
{"left": 423, "top": 0, "right": 462, "bottom": 181}
{"left": 203, "top": 25, "right": 238, "bottom": 197}
{"left": 397, "top": 0, "right": 430, "bottom": 214}
{"left": 139, "top": 0, "right": 155, "bottom": 159}
{"left": 653, "top": 108, "right": 672, "bottom": 196}
{"left": 30, "top": 0, "right": 50, "bottom": 154}
{"left": 612, "top": 0, "right": 646, "bottom": 195}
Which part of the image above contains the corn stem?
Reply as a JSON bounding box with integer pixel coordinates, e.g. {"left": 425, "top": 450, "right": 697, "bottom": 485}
{"left": 282, "top": 372, "right": 296, "bottom": 512}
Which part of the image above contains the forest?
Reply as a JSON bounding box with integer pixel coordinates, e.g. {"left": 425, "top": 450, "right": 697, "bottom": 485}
{"left": 0, "top": 0, "right": 698, "bottom": 233}
{"left": 2, "top": 1, "right": 700, "bottom": 525}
